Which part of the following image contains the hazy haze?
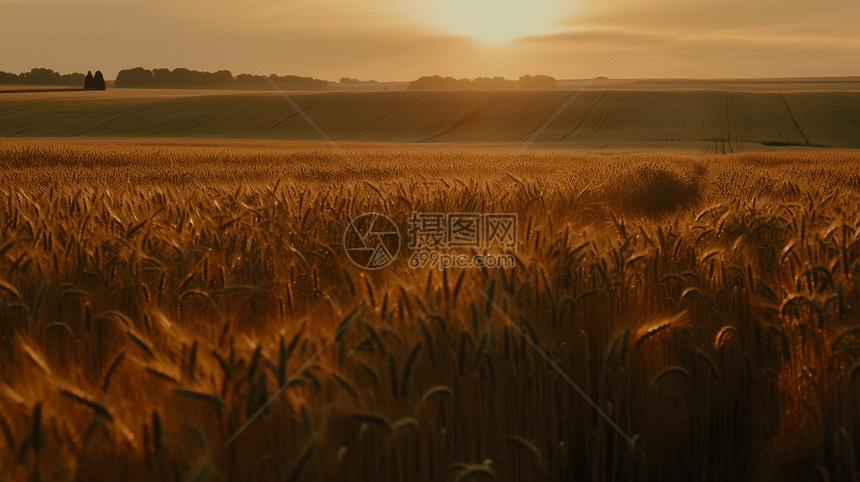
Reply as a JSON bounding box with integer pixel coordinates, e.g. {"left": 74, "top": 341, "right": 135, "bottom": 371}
{"left": 1, "top": 0, "right": 858, "bottom": 81}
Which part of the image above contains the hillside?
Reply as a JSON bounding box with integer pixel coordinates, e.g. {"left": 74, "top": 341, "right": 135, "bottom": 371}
{"left": 1, "top": 89, "right": 858, "bottom": 152}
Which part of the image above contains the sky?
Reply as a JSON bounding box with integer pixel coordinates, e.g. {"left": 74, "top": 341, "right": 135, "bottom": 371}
{"left": 1, "top": 0, "right": 858, "bottom": 81}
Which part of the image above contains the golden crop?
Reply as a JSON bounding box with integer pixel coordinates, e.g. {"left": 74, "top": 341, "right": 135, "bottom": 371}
{"left": 1, "top": 140, "right": 859, "bottom": 481}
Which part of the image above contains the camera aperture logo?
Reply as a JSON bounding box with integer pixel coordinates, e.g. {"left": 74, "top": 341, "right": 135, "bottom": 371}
{"left": 343, "top": 213, "right": 401, "bottom": 270}
{"left": 344, "top": 211, "right": 517, "bottom": 271}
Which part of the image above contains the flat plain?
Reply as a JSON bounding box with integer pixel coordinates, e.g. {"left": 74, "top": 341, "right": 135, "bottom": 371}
{"left": 1, "top": 85, "right": 859, "bottom": 152}
{"left": 1, "top": 83, "right": 860, "bottom": 482}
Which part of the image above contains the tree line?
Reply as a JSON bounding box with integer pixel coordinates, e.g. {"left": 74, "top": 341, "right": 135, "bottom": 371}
{"left": 0, "top": 68, "right": 106, "bottom": 89}
{"left": 406, "top": 74, "right": 557, "bottom": 90}
{"left": 0, "top": 68, "right": 87, "bottom": 87}
{"left": 1, "top": 67, "right": 557, "bottom": 91}
{"left": 340, "top": 77, "right": 378, "bottom": 84}
{"left": 113, "top": 67, "right": 329, "bottom": 89}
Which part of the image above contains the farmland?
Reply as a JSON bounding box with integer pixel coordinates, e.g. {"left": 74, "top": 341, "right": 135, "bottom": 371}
{"left": 1, "top": 89, "right": 859, "bottom": 152}
{"left": 1, "top": 135, "right": 860, "bottom": 481}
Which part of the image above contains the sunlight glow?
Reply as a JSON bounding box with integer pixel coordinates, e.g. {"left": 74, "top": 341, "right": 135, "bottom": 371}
{"left": 428, "top": 0, "right": 566, "bottom": 44}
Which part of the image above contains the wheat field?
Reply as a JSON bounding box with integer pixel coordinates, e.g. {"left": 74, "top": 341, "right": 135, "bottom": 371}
{"left": 1, "top": 90, "right": 859, "bottom": 151}
{"left": 0, "top": 138, "right": 859, "bottom": 481}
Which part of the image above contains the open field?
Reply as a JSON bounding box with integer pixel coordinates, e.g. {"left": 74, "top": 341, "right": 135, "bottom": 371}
{"left": 1, "top": 89, "right": 859, "bottom": 152}
{"left": 0, "top": 86, "right": 83, "bottom": 93}
{"left": 6, "top": 76, "right": 858, "bottom": 93}
{"left": 557, "top": 77, "right": 860, "bottom": 92}
{"left": 1, "top": 139, "right": 860, "bottom": 481}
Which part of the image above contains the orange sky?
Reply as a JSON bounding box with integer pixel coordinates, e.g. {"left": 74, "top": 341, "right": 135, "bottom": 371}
{"left": 1, "top": 0, "right": 858, "bottom": 81}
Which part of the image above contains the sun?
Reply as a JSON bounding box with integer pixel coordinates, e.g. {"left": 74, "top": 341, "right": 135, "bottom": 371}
{"left": 429, "top": 0, "right": 565, "bottom": 44}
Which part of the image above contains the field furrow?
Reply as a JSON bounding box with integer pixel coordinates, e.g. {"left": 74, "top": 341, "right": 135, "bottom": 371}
{"left": 0, "top": 90, "right": 858, "bottom": 150}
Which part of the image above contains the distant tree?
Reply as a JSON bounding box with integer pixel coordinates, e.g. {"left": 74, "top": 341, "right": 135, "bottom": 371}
{"left": 114, "top": 67, "right": 154, "bottom": 87}
{"left": 0, "top": 71, "right": 17, "bottom": 84}
{"left": 270, "top": 73, "right": 328, "bottom": 90}
{"left": 93, "top": 71, "right": 106, "bottom": 90}
{"left": 340, "top": 77, "right": 378, "bottom": 84}
{"left": 20, "top": 68, "right": 61, "bottom": 85}
{"left": 472, "top": 76, "right": 514, "bottom": 89}
{"left": 60, "top": 73, "right": 86, "bottom": 86}
{"left": 166, "top": 67, "right": 192, "bottom": 86}
{"left": 213, "top": 70, "right": 234, "bottom": 84}
{"left": 407, "top": 73, "right": 556, "bottom": 91}
{"left": 518, "top": 74, "right": 555, "bottom": 89}
{"left": 236, "top": 73, "right": 266, "bottom": 83}
{"left": 406, "top": 75, "right": 461, "bottom": 90}
{"left": 84, "top": 71, "right": 94, "bottom": 89}
{"left": 152, "top": 68, "right": 171, "bottom": 86}
{"left": 0, "top": 68, "right": 85, "bottom": 86}
{"left": 111, "top": 66, "right": 323, "bottom": 89}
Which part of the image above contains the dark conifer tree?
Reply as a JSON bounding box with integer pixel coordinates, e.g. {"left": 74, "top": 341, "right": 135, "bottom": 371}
{"left": 93, "top": 71, "right": 106, "bottom": 90}
{"left": 84, "top": 71, "right": 94, "bottom": 89}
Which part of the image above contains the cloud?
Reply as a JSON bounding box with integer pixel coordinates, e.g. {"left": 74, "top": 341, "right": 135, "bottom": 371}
{"left": 517, "top": 28, "right": 642, "bottom": 45}
{"left": 505, "top": 24, "right": 859, "bottom": 79}
{"left": 505, "top": 0, "right": 859, "bottom": 79}
{"left": 560, "top": 0, "right": 860, "bottom": 38}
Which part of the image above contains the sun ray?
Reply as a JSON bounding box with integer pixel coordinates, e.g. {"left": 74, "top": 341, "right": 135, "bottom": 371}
{"left": 427, "top": 0, "right": 566, "bottom": 43}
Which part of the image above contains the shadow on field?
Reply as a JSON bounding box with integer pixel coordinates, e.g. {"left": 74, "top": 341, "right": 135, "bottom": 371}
{"left": 602, "top": 162, "right": 706, "bottom": 216}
